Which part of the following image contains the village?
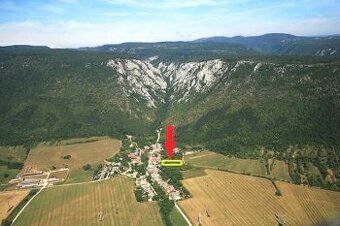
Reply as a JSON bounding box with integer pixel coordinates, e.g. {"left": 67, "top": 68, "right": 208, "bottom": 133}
{"left": 5, "top": 128, "right": 184, "bottom": 204}
{"left": 93, "top": 129, "right": 184, "bottom": 202}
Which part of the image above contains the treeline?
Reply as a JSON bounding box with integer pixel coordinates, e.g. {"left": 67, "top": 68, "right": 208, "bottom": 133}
{"left": 287, "top": 153, "right": 340, "bottom": 191}
{"left": 152, "top": 182, "right": 174, "bottom": 226}
{"left": 0, "top": 160, "right": 23, "bottom": 169}
{"left": 160, "top": 165, "right": 183, "bottom": 188}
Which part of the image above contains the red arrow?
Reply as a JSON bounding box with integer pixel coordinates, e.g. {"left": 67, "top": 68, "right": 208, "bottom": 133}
{"left": 164, "top": 125, "right": 175, "bottom": 159}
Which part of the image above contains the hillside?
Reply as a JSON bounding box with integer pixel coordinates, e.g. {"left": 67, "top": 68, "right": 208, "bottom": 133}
{"left": 0, "top": 51, "right": 156, "bottom": 147}
{"left": 172, "top": 58, "right": 340, "bottom": 151}
{"left": 0, "top": 47, "right": 339, "bottom": 190}
{"left": 79, "top": 42, "right": 258, "bottom": 61}
{"left": 79, "top": 33, "right": 340, "bottom": 58}
{"left": 194, "top": 33, "right": 340, "bottom": 57}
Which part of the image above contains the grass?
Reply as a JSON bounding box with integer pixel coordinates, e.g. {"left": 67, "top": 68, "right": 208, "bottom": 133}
{"left": 182, "top": 167, "right": 207, "bottom": 179}
{"left": 0, "top": 146, "right": 27, "bottom": 163}
{"left": 0, "top": 166, "right": 20, "bottom": 184}
{"left": 0, "top": 190, "right": 29, "bottom": 221}
{"left": 271, "top": 159, "right": 292, "bottom": 181}
{"left": 178, "top": 169, "right": 340, "bottom": 226}
{"left": 185, "top": 151, "right": 268, "bottom": 177}
{"left": 48, "top": 170, "right": 69, "bottom": 183}
{"left": 307, "top": 162, "right": 323, "bottom": 177}
{"left": 23, "top": 138, "right": 121, "bottom": 183}
{"left": 0, "top": 146, "right": 27, "bottom": 188}
{"left": 169, "top": 207, "right": 188, "bottom": 226}
{"left": 66, "top": 169, "right": 94, "bottom": 184}
{"left": 13, "top": 176, "right": 164, "bottom": 226}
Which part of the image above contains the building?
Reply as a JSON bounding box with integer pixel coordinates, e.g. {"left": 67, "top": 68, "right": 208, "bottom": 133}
{"left": 22, "top": 170, "right": 43, "bottom": 177}
{"left": 128, "top": 153, "right": 141, "bottom": 165}
{"left": 17, "top": 178, "right": 41, "bottom": 188}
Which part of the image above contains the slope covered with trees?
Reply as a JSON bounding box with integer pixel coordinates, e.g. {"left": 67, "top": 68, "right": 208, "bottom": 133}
{"left": 0, "top": 50, "right": 155, "bottom": 147}
{"left": 0, "top": 47, "right": 339, "bottom": 190}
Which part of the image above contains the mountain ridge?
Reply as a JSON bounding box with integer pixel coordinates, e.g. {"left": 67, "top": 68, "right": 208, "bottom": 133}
{"left": 2, "top": 33, "right": 340, "bottom": 58}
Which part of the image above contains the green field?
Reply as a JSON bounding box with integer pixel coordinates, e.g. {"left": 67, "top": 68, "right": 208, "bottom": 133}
{"left": 169, "top": 208, "right": 188, "bottom": 226}
{"left": 0, "top": 146, "right": 26, "bottom": 187}
{"left": 182, "top": 167, "right": 207, "bottom": 179}
{"left": 66, "top": 168, "right": 94, "bottom": 184}
{"left": 271, "top": 159, "right": 292, "bottom": 181}
{"left": 185, "top": 151, "right": 268, "bottom": 177}
{"left": 0, "top": 166, "right": 20, "bottom": 184}
{"left": 13, "top": 176, "right": 164, "bottom": 226}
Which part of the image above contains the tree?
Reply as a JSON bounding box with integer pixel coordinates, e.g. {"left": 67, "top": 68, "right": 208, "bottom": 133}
{"left": 141, "top": 153, "right": 148, "bottom": 163}
{"left": 62, "top": 155, "right": 71, "bottom": 159}
{"left": 134, "top": 189, "right": 144, "bottom": 202}
{"left": 82, "top": 164, "right": 92, "bottom": 171}
{"left": 275, "top": 190, "right": 282, "bottom": 196}
{"left": 1, "top": 219, "right": 12, "bottom": 226}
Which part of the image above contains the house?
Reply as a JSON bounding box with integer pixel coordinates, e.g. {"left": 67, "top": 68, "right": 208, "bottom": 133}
{"left": 17, "top": 178, "right": 41, "bottom": 188}
{"left": 22, "top": 170, "right": 43, "bottom": 177}
{"left": 47, "top": 177, "right": 59, "bottom": 183}
{"left": 128, "top": 153, "right": 141, "bottom": 165}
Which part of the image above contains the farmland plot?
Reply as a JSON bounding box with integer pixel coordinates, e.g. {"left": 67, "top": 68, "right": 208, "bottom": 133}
{"left": 179, "top": 169, "right": 340, "bottom": 226}
{"left": 13, "top": 176, "right": 164, "bottom": 226}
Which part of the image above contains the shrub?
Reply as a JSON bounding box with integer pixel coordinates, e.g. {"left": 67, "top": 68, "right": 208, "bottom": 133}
{"left": 82, "top": 164, "right": 92, "bottom": 171}
{"left": 62, "top": 155, "right": 71, "bottom": 159}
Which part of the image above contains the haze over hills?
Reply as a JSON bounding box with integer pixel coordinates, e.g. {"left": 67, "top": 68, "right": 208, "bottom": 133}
{"left": 3, "top": 33, "right": 338, "bottom": 57}
{"left": 194, "top": 33, "right": 340, "bottom": 56}
{"left": 78, "top": 33, "right": 340, "bottom": 58}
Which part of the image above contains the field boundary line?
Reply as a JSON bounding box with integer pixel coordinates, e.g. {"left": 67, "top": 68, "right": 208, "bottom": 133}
{"left": 10, "top": 187, "right": 44, "bottom": 225}
{"left": 186, "top": 153, "right": 215, "bottom": 160}
{"left": 174, "top": 201, "right": 193, "bottom": 226}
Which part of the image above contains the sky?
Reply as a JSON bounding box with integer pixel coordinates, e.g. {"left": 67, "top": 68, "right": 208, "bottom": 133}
{"left": 0, "top": 0, "right": 340, "bottom": 48}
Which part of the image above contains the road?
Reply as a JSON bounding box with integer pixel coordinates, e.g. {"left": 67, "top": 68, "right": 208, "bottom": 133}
{"left": 174, "top": 201, "right": 193, "bottom": 226}
{"left": 156, "top": 128, "right": 161, "bottom": 144}
{"left": 155, "top": 128, "right": 192, "bottom": 226}
{"left": 10, "top": 186, "right": 44, "bottom": 226}
{"left": 10, "top": 171, "right": 53, "bottom": 225}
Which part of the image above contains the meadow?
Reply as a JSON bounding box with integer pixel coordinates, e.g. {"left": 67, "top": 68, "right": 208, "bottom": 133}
{"left": 169, "top": 208, "right": 188, "bottom": 226}
{"left": 270, "top": 159, "right": 292, "bottom": 181}
{"left": 0, "top": 146, "right": 27, "bottom": 189}
{"left": 48, "top": 169, "right": 69, "bottom": 183}
{"left": 185, "top": 151, "right": 293, "bottom": 181}
{"left": 13, "top": 176, "right": 164, "bottom": 226}
{"left": 185, "top": 151, "right": 268, "bottom": 177}
{"left": 178, "top": 169, "right": 340, "bottom": 226}
{"left": 182, "top": 167, "right": 207, "bottom": 180}
{"left": 23, "top": 137, "right": 121, "bottom": 183}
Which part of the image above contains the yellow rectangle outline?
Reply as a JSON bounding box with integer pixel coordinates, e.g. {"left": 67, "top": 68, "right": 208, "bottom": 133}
{"left": 161, "top": 159, "right": 184, "bottom": 167}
